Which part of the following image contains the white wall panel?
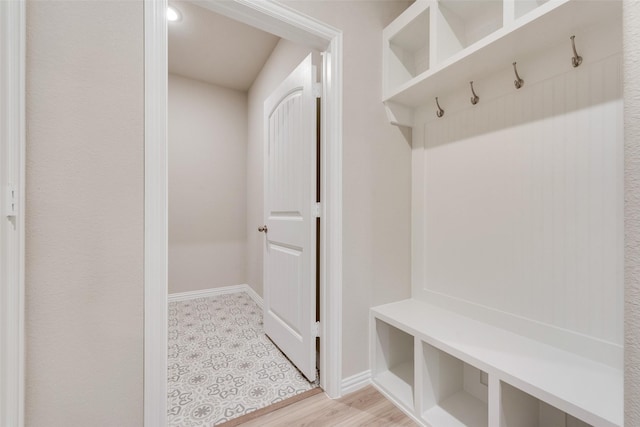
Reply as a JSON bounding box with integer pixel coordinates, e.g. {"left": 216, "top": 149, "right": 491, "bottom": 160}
{"left": 418, "top": 51, "right": 623, "bottom": 350}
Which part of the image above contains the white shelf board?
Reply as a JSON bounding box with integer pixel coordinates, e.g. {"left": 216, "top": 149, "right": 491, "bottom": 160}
{"left": 371, "top": 299, "right": 622, "bottom": 427}
{"left": 383, "top": 0, "right": 621, "bottom": 107}
{"left": 422, "top": 390, "right": 488, "bottom": 427}
{"left": 373, "top": 360, "right": 415, "bottom": 411}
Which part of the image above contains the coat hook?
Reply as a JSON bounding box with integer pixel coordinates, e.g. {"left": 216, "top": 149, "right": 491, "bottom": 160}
{"left": 512, "top": 62, "right": 524, "bottom": 89}
{"left": 435, "top": 97, "right": 444, "bottom": 118}
{"left": 570, "top": 35, "right": 583, "bottom": 68}
{"left": 469, "top": 81, "right": 479, "bottom": 105}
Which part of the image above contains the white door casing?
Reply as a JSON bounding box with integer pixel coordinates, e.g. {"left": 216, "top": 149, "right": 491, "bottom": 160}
{"left": 145, "top": 1, "right": 343, "bottom": 423}
{"left": 262, "top": 54, "right": 317, "bottom": 381}
{"left": 1, "top": 0, "right": 26, "bottom": 426}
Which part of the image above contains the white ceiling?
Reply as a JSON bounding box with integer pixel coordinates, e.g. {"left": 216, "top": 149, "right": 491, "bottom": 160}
{"left": 168, "top": 2, "right": 280, "bottom": 91}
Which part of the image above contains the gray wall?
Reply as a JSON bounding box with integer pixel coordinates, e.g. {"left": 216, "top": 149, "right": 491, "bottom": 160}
{"left": 624, "top": 1, "right": 640, "bottom": 424}
{"left": 25, "top": 1, "right": 143, "bottom": 425}
{"left": 168, "top": 74, "right": 247, "bottom": 293}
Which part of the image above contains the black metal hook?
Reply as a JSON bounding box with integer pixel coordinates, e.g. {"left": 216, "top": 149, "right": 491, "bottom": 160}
{"left": 470, "top": 81, "right": 479, "bottom": 105}
{"left": 435, "top": 97, "right": 444, "bottom": 118}
{"left": 512, "top": 62, "right": 524, "bottom": 89}
{"left": 570, "top": 35, "right": 583, "bottom": 68}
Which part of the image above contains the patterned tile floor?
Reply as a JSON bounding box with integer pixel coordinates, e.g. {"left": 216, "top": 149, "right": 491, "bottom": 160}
{"left": 168, "top": 292, "right": 318, "bottom": 426}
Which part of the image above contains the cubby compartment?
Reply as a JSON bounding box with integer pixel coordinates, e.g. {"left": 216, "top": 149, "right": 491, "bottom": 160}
{"left": 435, "top": 0, "right": 503, "bottom": 62}
{"left": 514, "top": 0, "right": 551, "bottom": 20}
{"left": 421, "top": 342, "right": 488, "bottom": 427}
{"left": 385, "top": 5, "right": 430, "bottom": 91}
{"left": 373, "top": 319, "right": 415, "bottom": 411}
{"left": 500, "top": 382, "right": 592, "bottom": 427}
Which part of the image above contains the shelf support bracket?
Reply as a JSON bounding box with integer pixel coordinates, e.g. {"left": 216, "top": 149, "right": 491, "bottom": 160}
{"left": 384, "top": 101, "right": 414, "bottom": 129}
{"left": 384, "top": 101, "right": 413, "bottom": 144}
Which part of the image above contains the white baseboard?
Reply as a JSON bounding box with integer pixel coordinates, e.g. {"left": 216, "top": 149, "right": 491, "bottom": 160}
{"left": 340, "top": 370, "right": 371, "bottom": 395}
{"left": 169, "top": 284, "right": 263, "bottom": 308}
{"left": 242, "top": 285, "right": 263, "bottom": 309}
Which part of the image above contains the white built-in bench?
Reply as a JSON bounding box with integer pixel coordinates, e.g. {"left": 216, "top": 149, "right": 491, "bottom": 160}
{"left": 370, "top": 299, "right": 622, "bottom": 427}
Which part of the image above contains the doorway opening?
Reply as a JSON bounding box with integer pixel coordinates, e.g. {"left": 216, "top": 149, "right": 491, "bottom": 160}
{"left": 144, "top": 1, "right": 344, "bottom": 425}
{"left": 166, "top": 9, "right": 321, "bottom": 421}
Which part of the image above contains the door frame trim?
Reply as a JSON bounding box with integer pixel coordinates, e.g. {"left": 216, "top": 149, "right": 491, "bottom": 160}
{"left": 144, "top": 1, "right": 343, "bottom": 424}
{"left": 0, "top": 1, "right": 26, "bottom": 426}
{"left": 144, "top": 1, "right": 169, "bottom": 425}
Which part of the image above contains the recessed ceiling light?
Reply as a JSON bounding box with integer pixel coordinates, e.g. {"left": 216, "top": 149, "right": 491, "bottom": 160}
{"left": 167, "top": 6, "right": 181, "bottom": 22}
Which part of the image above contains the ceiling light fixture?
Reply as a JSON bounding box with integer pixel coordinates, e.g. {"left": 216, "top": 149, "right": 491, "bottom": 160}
{"left": 167, "top": 6, "right": 181, "bottom": 22}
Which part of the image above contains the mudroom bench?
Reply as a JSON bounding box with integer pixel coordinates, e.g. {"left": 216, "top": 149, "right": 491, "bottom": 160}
{"left": 370, "top": 299, "right": 622, "bottom": 427}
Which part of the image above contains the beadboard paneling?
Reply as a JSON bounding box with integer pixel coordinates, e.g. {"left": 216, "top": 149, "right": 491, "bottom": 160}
{"left": 418, "top": 52, "right": 623, "bottom": 350}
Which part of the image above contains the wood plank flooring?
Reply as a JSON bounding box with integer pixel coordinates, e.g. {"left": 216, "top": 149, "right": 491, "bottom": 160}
{"left": 234, "top": 385, "right": 417, "bottom": 426}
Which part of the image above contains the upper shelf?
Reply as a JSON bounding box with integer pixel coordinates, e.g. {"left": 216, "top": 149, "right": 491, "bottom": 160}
{"left": 382, "top": 0, "right": 622, "bottom": 112}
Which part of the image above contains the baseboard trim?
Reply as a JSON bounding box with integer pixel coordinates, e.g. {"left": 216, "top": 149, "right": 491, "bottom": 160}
{"left": 242, "top": 285, "right": 263, "bottom": 309}
{"left": 340, "top": 370, "right": 371, "bottom": 395}
{"left": 169, "top": 284, "right": 263, "bottom": 308}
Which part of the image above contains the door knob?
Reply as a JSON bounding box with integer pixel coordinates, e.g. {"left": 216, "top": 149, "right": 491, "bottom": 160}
{"left": 258, "top": 225, "right": 268, "bottom": 233}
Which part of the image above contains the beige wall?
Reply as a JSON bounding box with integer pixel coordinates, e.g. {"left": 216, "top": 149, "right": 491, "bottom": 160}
{"left": 21, "top": 0, "right": 640, "bottom": 420}
{"left": 249, "top": 1, "right": 413, "bottom": 379}
{"left": 624, "top": 0, "right": 640, "bottom": 424}
{"left": 168, "top": 74, "right": 247, "bottom": 293}
{"left": 287, "top": 0, "right": 413, "bottom": 379}
{"left": 25, "top": 1, "right": 143, "bottom": 426}
{"left": 24, "top": 3, "right": 412, "bottom": 420}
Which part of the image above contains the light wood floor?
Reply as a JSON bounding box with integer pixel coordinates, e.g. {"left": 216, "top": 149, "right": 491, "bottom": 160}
{"left": 235, "top": 385, "right": 417, "bottom": 426}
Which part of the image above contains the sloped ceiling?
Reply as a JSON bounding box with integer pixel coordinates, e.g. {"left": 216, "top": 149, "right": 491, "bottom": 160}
{"left": 168, "top": 1, "right": 280, "bottom": 91}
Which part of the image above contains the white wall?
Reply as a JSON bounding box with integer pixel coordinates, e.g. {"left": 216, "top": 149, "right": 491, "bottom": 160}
{"left": 249, "top": 1, "right": 414, "bottom": 379}
{"left": 624, "top": 1, "right": 640, "bottom": 424}
{"left": 25, "top": 1, "right": 143, "bottom": 425}
{"left": 168, "top": 74, "right": 247, "bottom": 293}
{"left": 412, "top": 18, "right": 623, "bottom": 366}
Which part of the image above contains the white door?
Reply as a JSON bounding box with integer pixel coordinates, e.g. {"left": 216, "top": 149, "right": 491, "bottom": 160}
{"left": 261, "top": 54, "right": 317, "bottom": 381}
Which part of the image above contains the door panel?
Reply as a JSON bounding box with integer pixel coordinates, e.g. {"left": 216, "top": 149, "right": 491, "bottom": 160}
{"left": 267, "top": 243, "right": 303, "bottom": 337}
{"left": 263, "top": 54, "right": 317, "bottom": 381}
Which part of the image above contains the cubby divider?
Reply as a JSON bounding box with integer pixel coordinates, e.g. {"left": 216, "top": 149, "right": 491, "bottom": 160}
{"left": 514, "top": 0, "right": 551, "bottom": 20}
{"left": 500, "top": 381, "right": 592, "bottom": 427}
{"left": 436, "top": 0, "right": 503, "bottom": 63}
{"left": 372, "top": 318, "right": 415, "bottom": 411}
{"left": 421, "top": 342, "right": 488, "bottom": 427}
{"left": 386, "top": 6, "right": 430, "bottom": 91}
{"left": 382, "top": 1, "right": 431, "bottom": 97}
